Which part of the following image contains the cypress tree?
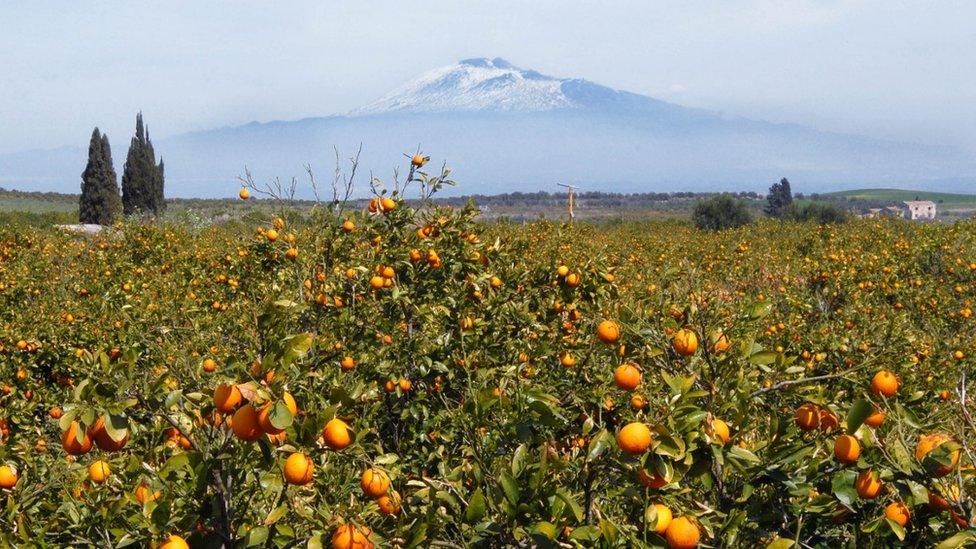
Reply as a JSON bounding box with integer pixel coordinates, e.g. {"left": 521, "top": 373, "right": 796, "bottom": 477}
{"left": 79, "top": 128, "right": 122, "bottom": 225}
{"left": 122, "top": 113, "right": 165, "bottom": 216}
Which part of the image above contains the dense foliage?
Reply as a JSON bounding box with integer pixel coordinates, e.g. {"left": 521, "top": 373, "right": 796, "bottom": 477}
{"left": 121, "top": 113, "right": 166, "bottom": 217}
{"left": 765, "top": 178, "right": 794, "bottom": 219}
{"left": 0, "top": 163, "right": 974, "bottom": 547}
{"left": 79, "top": 128, "right": 122, "bottom": 225}
{"left": 692, "top": 194, "right": 753, "bottom": 231}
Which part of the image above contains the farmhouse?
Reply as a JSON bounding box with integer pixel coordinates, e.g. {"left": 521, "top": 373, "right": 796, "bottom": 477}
{"left": 902, "top": 200, "right": 936, "bottom": 220}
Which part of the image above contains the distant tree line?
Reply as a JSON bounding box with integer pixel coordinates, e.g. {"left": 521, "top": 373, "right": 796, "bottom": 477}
{"left": 694, "top": 177, "right": 848, "bottom": 231}
{"left": 79, "top": 113, "right": 165, "bottom": 225}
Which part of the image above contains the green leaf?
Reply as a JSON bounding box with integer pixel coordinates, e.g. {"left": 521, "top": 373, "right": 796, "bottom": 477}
{"left": 846, "top": 398, "right": 873, "bottom": 434}
{"left": 465, "top": 488, "right": 486, "bottom": 522}
{"left": 750, "top": 351, "right": 778, "bottom": 365}
{"left": 499, "top": 471, "right": 520, "bottom": 505}
{"left": 269, "top": 401, "right": 294, "bottom": 431}
{"left": 885, "top": 518, "right": 906, "bottom": 541}
{"left": 556, "top": 488, "right": 583, "bottom": 522}
{"left": 245, "top": 526, "right": 269, "bottom": 546}
{"left": 587, "top": 429, "right": 611, "bottom": 462}
{"left": 831, "top": 469, "right": 857, "bottom": 506}
{"left": 766, "top": 540, "right": 795, "bottom": 549}
{"left": 935, "top": 532, "right": 976, "bottom": 549}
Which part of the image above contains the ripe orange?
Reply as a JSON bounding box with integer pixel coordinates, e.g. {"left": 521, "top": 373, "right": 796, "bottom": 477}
{"left": 92, "top": 416, "right": 128, "bottom": 452}
{"left": 88, "top": 460, "right": 111, "bottom": 483}
{"left": 630, "top": 394, "right": 647, "bottom": 410}
{"left": 709, "top": 331, "right": 731, "bottom": 354}
{"left": 135, "top": 482, "right": 161, "bottom": 503}
{"left": 62, "top": 421, "right": 93, "bottom": 456}
{"left": 664, "top": 515, "right": 700, "bottom": 549}
{"left": 818, "top": 408, "right": 839, "bottom": 432}
{"left": 377, "top": 490, "right": 402, "bottom": 515}
{"left": 265, "top": 229, "right": 279, "bottom": 242}
{"left": 0, "top": 465, "right": 17, "bottom": 489}
{"left": 284, "top": 452, "right": 314, "bottom": 486}
{"left": 560, "top": 352, "right": 576, "bottom": 368}
{"left": 411, "top": 153, "right": 426, "bottom": 167}
{"left": 340, "top": 356, "right": 356, "bottom": 371}
{"left": 708, "top": 419, "right": 730, "bottom": 445}
{"left": 649, "top": 503, "right": 673, "bottom": 534}
{"left": 159, "top": 535, "right": 190, "bottom": 549}
{"left": 231, "top": 405, "right": 263, "bottom": 441}
{"left": 322, "top": 418, "right": 353, "bottom": 450}
{"left": 638, "top": 468, "right": 668, "bottom": 489}
{"left": 613, "top": 363, "right": 641, "bottom": 390}
{"left": 870, "top": 370, "right": 898, "bottom": 397}
{"left": 214, "top": 383, "right": 242, "bottom": 413}
{"left": 884, "top": 501, "right": 910, "bottom": 527}
{"left": 342, "top": 219, "right": 355, "bottom": 232}
{"left": 565, "top": 272, "right": 581, "bottom": 287}
{"left": 834, "top": 435, "right": 861, "bottom": 465}
{"left": 361, "top": 468, "right": 390, "bottom": 498}
{"left": 331, "top": 523, "right": 373, "bottom": 549}
{"left": 864, "top": 410, "right": 886, "bottom": 427}
{"left": 795, "top": 404, "right": 820, "bottom": 431}
{"left": 855, "top": 470, "right": 882, "bottom": 499}
{"left": 616, "top": 422, "right": 652, "bottom": 455}
{"left": 596, "top": 320, "right": 621, "bottom": 343}
{"left": 915, "top": 433, "right": 959, "bottom": 477}
{"left": 238, "top": 188, "right": 250, "bottom": 200}
{"left": 672, "top": 328, "right": 698, "bottom": 356}
{"left": 202, "top": 358, "right": 217, "bottom": 373}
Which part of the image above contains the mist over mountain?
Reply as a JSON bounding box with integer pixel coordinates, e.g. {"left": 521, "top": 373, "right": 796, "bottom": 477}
{"left": 2, "top": 57, "right": 973, "bottom": 198}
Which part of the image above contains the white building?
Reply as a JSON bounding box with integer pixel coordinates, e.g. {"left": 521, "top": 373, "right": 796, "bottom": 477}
{"left": 902, "top": 201, "right": 936, "bottom": 220}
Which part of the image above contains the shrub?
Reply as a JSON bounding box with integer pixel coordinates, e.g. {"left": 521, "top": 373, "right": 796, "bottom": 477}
{"left": 693, "top": 193, "right": 754, "bottom": 231}
{"left": 786, "top": 201, "right": 849, "bottom": 224}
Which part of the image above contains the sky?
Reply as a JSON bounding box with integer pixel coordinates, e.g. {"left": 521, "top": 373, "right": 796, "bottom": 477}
{"left": 1, "top": 0, "right": 975, "bottom": 155}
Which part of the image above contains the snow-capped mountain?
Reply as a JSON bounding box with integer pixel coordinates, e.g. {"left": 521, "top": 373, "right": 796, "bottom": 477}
{"left": 2, "top": 58, "right": 974, "bottom": 197}
{"left": 352, "top": 57, "right": 676, "bottom": 115}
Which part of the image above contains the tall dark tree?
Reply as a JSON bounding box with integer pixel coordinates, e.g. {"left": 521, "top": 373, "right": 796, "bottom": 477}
{"left": 765, "top": 177, "right": 793, "bottom": 218}
{"left": 121, "top": 113, "right": 165, "bottom": 216}
{"left": 79, "top": 128, "right": 122, "bottom": 225}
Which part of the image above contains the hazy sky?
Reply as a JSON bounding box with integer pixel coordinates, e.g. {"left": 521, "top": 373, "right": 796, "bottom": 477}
{"left": 2, "top": 1, "right": 975, "bottom": 154}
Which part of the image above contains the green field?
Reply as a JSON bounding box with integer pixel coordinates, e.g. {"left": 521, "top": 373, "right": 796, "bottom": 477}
{"left": 823, "top": 188, "right": 976, "bottom": 210}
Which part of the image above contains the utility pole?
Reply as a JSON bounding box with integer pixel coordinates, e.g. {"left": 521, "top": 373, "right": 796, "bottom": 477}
{"left": 557, "top": 183, "right": 578, "bottom": 223}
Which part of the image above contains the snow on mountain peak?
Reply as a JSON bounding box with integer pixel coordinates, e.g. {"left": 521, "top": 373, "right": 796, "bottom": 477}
{"left": 351, "top": 58, "right": 576, "bottom": 115}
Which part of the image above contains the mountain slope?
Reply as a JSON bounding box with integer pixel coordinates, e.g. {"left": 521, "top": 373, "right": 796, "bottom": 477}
{"left": 1, "top": 58, "right": 973, "bottom": 197}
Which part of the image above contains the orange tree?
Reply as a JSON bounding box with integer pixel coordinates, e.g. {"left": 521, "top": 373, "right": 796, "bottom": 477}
{"left": 0, "top": 158, "right": 974, "bottom": 547}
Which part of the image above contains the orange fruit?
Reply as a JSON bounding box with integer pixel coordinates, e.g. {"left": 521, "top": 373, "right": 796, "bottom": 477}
{"left": 870, "top": 370, "right": 898, "bottom": 397}
{"left": 664, "top": 515, "right": 700, "bottom": 548}
{"left": 616, "top": 422, "right": 652, "bottom": 454}
{"left": 709, "top": 331, "right": 731, "bottom": 353}
{"left": 360, "top": 468, "right": 390, "bottom": 498}
{"left": 340, "top": 356, "right": 356, "bottom": 371}
{"left": 708, "top": 419, "right": 730, "bottom": 444}
{"left": 560, "top": 352, "right": 576, "bottom": 368}
{"left": 322, "top": 418, "right": 353, "bottom": 450}
{"left": 88, "top": 460, "right": 111, "bottom": 483}
{"left": 630, "top": 394, "right": 647, "bottom": 410}
{"left": 672, "top": 328, "right": 698, "bottom": 356}
{"left": 62, "top": 421, "right": 93, "bottom": 456}
{"left": 834, "top": 435, "right": 861, "bottom": 465}
{"left": 638, "top": 468, "right": 668, "bottom": 489}
{"left": 0, "top": 465, "right": 17, "bottom": 489}
{"left": 377, "top": 490, "right": 402, "bottom": 515}
{"left": 159, "top": 535, "right": 190, "bottom": 549}
{"left": 92, "top": 416, "right": 128, "bottom": 452}
{"left": 284, "top": 452, "right": 314, "bottom": 486}
{"left": 915, "top": 433, "right": 959, "bottom": 477}
{"left": 238, "top": 188, "right": 250, "bottom": 200}
{"left": 411, "top": 154, "right": 426, "bottom": 167}
{"left": 265, "top": 229, "right": 279, "bottom": 242}
{"left": 214, "top": 383, "right": 242, "bottom": 413}
{"left": 596, "top": 320, "right": 621, "bottom": 343}
{"left": 614, "top": 363, "right": 641, "bottom": 390}
{"left": 649, "top": 503, "right": 673, "bottom": 534}
{"left": 135, "top": 482, "right": 161, "bottom": 503}
{"left": 202, "top": 358, "right": 217, "bottom": 372}
{"left": 331, "top": 523, "right": 373, "bottom": 549}
{"left": 818, "top": 408, "right": 839, "bottom": 432}
{"left": 231, "top": 405, "right": 263, "bottom": 441}
{"left": 855, "top": 470, "right": 882, "bottom": 499}
{"left": 258, "top": 394, "right": 297, "bottom": 435}
{"left": 864, "top": 410, "right": 885, "bottom": 427}
{"left": 795, "top": 404, "right": 820, "bottom": 431}
{"left": 884, "top": 501, "right": 910, "bottom": 527}
{"left": 565, "top": 272, "right": 581, "bottom": 287}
